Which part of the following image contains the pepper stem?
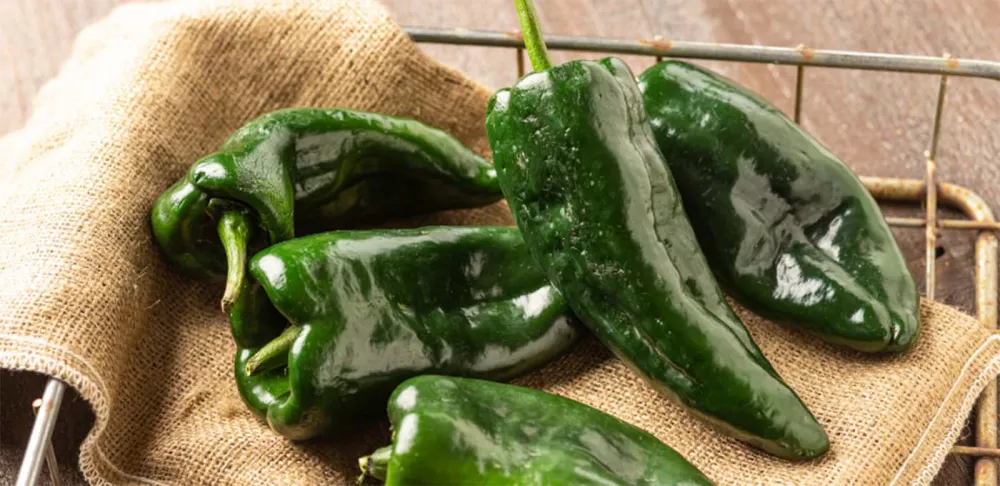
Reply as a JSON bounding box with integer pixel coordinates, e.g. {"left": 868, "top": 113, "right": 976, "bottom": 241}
{"left": 357, "top": 446, "right": 392, "bottom": 483}
{"left": 514, "top": 0, "right": 552, "bottom": 71}
{"left": 245, "top": 325, "right": 302, "bottom": 376}
{"left": 218, "top": 210, "right": 253, "bottom": 314}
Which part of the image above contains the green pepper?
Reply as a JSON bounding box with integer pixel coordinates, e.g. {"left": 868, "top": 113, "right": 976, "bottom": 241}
{"left": 359, "top": 375, "right": 715, "bottom": 486}
{"left": 484, "top": 0, "right": 828, "bottom": 460}
{"left": 231, "top": 226, "right": 579, "bottom": 441}
{"left": 637, "top": 61, "right": 920, "bottom": 352}
{"left": 151, "top": 108, "right": 503, "bottom": 310}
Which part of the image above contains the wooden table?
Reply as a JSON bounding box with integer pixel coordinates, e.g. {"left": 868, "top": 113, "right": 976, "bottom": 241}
{"left": 2, "top": 1, "right": 998, "bottom": 484}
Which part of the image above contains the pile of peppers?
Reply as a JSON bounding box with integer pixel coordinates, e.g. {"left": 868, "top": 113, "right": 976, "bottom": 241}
{"left": 149, "top": 0, "right": 921, "bottom": 483}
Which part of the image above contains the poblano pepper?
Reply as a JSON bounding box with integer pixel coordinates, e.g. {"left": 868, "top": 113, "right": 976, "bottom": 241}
{"left": 637, "top": 61, "right": 920, "bottom": 352}
{"left": 485, "top": 0, "right": 828, "bottom": 460}
{"left": 359, "top": 375, "right": 715, "bottom": 486}
{"left": 151, "top": 108, "right": 502, "bottom": 310}
{"left": 231, "top": 226, "right": 579, "bottom": 441}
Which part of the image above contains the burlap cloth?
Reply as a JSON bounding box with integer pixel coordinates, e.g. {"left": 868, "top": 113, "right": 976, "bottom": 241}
{"left": 1, "top": 0, "right": 999, "bottom": 484}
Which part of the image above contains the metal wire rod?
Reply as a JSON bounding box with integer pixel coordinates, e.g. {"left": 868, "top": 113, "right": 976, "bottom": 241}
{"left": 403, "top": 27, "right": 1000, "bottom": 79}
{"left": 17, "top": 379, "right": 66, "bottom": 486}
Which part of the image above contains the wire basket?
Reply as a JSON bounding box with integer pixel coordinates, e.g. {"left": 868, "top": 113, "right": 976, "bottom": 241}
{"left": 15, "top": 27, "right": 1000, "bottom": 486}
{"left": 406, "top": 27, "right": 1000, "bottom": 486}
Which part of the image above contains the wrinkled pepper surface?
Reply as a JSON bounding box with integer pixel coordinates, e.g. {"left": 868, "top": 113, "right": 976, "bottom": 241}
{"left": 231, "top": 226, "right": 579, "bottom": 440}
{"left": 638, "top": 61, "right": 920, "bottom": 352}
{"left": 359, "top": 375, "right": 715, "bottom": 486}
{"left": 484, "top": 0, "right": 828, "bottom": 460}
{"left": 151, "top": 108, "right": 503, "bottom": 309}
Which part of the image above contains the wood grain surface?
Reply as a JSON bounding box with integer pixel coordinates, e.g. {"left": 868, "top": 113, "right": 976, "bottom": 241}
{"left": 1, "top": 1, "right": 997, "bottom": 484}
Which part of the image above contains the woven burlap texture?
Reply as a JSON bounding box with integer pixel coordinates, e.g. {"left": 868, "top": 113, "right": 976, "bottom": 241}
{"left": 1, "top": 0, "right": 999, "bottom": 484}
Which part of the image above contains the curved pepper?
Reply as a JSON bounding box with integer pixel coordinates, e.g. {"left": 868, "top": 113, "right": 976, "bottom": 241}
{"left": 637, "top": 61, "right": 920, "bottom": 352}
{"left": 360, "top": 375, "right": 715, "bottom": 486}
{"left": 151, "top": 108, "right": 503, "bottom": 309}
{"left": 485, "top": 0, "right": 828, "bottom": 460}
{"left": 231, "top": 226, "right": 579, "bottom": 441}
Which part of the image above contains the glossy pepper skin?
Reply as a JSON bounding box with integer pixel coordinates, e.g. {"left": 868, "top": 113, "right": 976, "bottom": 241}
{"left": 360, "top": 375, "right": 716, "bottom": 486}
{"left": 230, "top": 226, "right": 579, "bottom": 441}
{"left": 637, "top": 61, "right": 920, "bottom": 352}
{"left": 487, "top": 3, "right": 828, "bottom": 460}
{"left": 151, "top": 108, "right": 503, "bottom": 308}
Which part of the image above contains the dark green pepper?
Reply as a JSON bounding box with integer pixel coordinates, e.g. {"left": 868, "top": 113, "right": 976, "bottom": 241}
{"left": 484, "top": 0, "right": 828, "bottom": 460}
{"left": 360, "top": 375, "right": 715, "bottom": 485}
{"left": 151, "top": 108, "right": 503, "bottom": 309}
{"left": 637, "top": 61, "right": 919, "bottom": 352}
{"left": 231, "top": 226, "right": 579, "bottom": 440}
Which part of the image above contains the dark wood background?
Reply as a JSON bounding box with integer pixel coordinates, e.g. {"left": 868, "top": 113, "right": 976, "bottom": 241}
{"left": 1, "top": 0, "right": 998, "bottom": 484}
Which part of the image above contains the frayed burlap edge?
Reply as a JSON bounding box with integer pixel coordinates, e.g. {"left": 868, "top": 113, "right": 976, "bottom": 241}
{"left": 895, "top": 333, "right": 1000, "bottom": 485}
